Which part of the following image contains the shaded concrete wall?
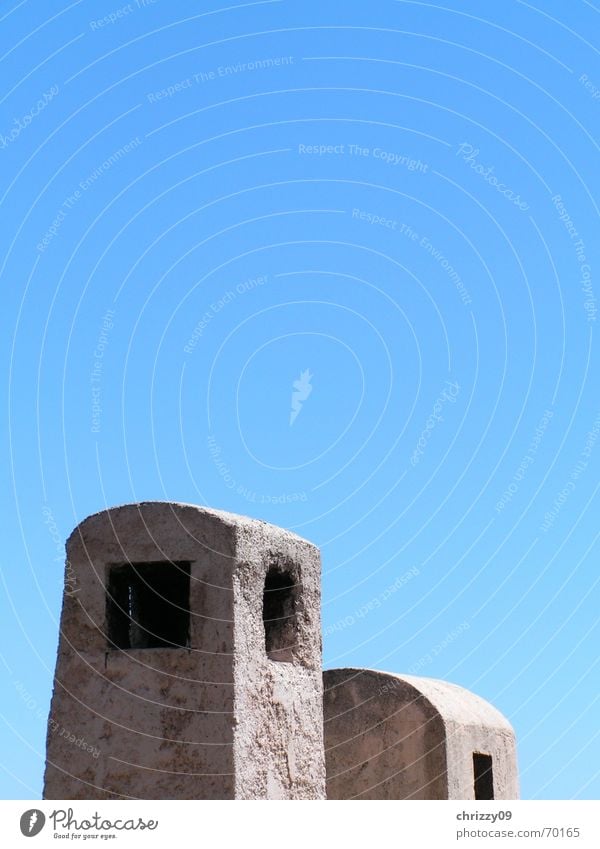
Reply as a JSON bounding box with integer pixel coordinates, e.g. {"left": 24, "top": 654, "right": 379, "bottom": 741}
{"left": 323, "top": 669, "right": 519, "bottom": 800}
{"left": 44, "top": 502, "right": 325, "bottom": 800}
{"left": 324, "top": 669, "right": 447, "bottom": 799}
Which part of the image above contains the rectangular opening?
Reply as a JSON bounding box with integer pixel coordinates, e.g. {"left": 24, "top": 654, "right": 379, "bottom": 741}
{"left": 473, "top": 752, "right": 494, "bottom": 800}
{"left": 106, "top": 561, "right": 191, "bottom": 649}
{"left": 262, "top": 566, "right": 298, "bottom": 663}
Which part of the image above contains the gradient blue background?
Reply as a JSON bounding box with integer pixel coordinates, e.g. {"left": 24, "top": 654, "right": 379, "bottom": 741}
{"left": 1, "top": 0, "right": 599, "bottom": 800}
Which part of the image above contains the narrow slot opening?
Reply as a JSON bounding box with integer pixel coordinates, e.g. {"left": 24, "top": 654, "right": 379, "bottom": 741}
{"left": 473, "top": 752, "right": 494, "bottom": 800}
{"left": 262, "top": 567, "right": 297, "bottom": 662}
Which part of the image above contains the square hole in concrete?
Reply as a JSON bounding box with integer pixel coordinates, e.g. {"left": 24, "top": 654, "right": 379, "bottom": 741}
{"left": 106, "top": 561, "right": 191, "bottom": 649}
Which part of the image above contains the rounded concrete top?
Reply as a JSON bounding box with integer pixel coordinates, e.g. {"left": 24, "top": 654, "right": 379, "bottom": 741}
{"left": 324, "top": 667, "right": 515, "bottom": 734}
{"left": 68, "top": 501, "right": 315, "bottom": 547}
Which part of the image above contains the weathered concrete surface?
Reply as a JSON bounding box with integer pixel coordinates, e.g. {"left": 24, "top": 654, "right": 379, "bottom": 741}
{"left": 233, "top": 519, "right": 324, "bottom": 799}
{"left": 44, "top": 502, "right": 325, "bottom": 800}
{"left": 323, "top": 668, "right": 519, "bottom": 800}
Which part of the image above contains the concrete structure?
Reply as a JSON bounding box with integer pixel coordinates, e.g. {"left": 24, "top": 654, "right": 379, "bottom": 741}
{"left": 45, "top": 501, "right": 518, "bottom": 800}
{"left": 323, "top": 668, "right": 518, "bottom": 800}
{"left": 44, "top": 502, "right": 324, "bottom": 799}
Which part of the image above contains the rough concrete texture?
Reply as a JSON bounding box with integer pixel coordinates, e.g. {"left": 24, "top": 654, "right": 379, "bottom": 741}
{"left": 44, "top": 502, "right": 325, "bottom": 800}
{"left": 232, "top": 519, "right": 324, "bottom": 799}
{"left": 324, "top": 668, "right": 519, "bottom": 800}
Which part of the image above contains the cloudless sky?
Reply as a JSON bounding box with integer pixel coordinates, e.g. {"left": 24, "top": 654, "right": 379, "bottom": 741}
{"left": 1, "top": 0, "right": 599, "bottom": 800}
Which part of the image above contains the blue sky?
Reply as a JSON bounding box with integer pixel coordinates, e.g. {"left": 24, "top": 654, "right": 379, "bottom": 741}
{"left": 1, "top": 0, "right": 599, "bottom": 800}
